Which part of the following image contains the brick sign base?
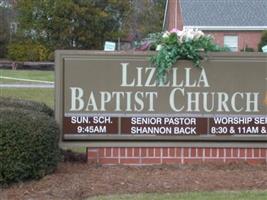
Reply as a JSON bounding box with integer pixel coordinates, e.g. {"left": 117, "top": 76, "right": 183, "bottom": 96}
{"left": 87, "top": 147, "right": 267, "bottom": 165}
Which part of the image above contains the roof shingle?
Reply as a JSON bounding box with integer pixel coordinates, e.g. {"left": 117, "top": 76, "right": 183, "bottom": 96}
{"left": 180, "top": 0, "right": 267, "bottom": 27}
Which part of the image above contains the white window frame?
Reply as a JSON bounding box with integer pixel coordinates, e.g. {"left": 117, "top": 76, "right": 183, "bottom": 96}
{"left": 224, "top": 35, "right": 238, "bottom": 52}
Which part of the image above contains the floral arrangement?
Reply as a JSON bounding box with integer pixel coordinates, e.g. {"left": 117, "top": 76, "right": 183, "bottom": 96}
{"left": 149, "top": 28, "right": 228, "bottom": 81}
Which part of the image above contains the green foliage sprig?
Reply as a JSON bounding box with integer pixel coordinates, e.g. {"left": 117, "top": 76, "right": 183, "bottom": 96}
{"left": 150, "top": 29, "right": 228, "bottom": 81}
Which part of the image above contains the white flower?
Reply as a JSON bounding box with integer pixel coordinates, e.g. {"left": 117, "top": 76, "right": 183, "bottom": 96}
{"left": 194, "top": 30, "right": 204, "bottom": 39}
{"left": 162, "top": 28, "right": 206, "bottom": 43}
{"left": 186, "top": 31, "right": 195, "bottom": 40}
{"left": 180, "top": 29, "right": 194, "bottom": 41}
{"left": 162, "top": 31, "right": 170, "bottom": 38}
{"left": 156, "top": 44, "right": 162, "bottom": 51}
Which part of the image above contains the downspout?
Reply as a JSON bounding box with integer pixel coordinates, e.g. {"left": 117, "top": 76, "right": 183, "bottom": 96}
{"left": 162, "top": 0, "right": 169, "bottom": 31}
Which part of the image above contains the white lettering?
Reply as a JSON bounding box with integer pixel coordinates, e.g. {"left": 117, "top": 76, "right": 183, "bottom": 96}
{"left": 169, "top": 88, "right": 185, "bottom": 112}
{"left": 70, "top": 87, "right": 84, "bottom": 111}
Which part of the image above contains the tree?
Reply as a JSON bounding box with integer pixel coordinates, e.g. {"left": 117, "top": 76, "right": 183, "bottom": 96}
{"left": 0, "top": 0, "right": 14, "bottom": 57}
{"left": 16, "top": 0, "right": 130, "bottom": 50}
{"left": 0, "top": 7, "right": 8, "bottom": 57}
{"left": 124, "top": 0, "right": 166, "bottom": 41}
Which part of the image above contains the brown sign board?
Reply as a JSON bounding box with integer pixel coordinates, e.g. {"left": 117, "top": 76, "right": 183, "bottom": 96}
{"left": 55, "top": 51, "right": 267, "bottom": 148}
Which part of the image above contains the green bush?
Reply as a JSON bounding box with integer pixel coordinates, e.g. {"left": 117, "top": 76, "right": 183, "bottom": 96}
{"left": 7, "top": 41, "right": 50, "bottom": 61}
{"left": 0, "top": 101, "right": 60, "bottom": 185}
{"left": 258, "top": 30, "right": 267, "bottom": 52}
{"left": 0, "top": 97, "right": 54, "bottom": 117}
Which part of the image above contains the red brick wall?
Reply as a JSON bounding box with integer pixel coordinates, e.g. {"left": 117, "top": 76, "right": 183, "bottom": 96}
{"left": 88, "top": 147, "right": 267, "bottom": 165}
{"left": 202, "top": 31, "right": 261, "bottom": 51}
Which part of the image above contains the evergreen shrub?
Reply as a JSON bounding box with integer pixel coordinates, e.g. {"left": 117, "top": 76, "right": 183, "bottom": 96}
{"left": 0, "top": 99, "right": 60, "bottom": 185}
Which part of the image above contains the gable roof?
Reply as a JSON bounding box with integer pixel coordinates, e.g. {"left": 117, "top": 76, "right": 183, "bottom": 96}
{"left": 180, "top": 0, "right": 267, "bottom": 30}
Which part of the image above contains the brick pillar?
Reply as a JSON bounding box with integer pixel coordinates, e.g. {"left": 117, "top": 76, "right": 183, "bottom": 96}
{"left": 167, "top": 0, "right": 184, "bottom": 31}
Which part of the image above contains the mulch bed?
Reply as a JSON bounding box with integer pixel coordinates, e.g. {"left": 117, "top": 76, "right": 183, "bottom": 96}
{"left": 1, "top": 162, "right": 267, "bottom": 200}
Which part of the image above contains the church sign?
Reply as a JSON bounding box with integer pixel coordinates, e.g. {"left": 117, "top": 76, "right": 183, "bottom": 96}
{"left": 55, "top": 51, "right": 266, "bottom": 147}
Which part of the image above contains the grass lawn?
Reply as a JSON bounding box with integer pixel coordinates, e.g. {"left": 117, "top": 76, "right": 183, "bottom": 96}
{"left": 0, "top": 88, "right": 54, "bottom": 108}
{"left": 0, "top": 69, "right": 54, "bottom": 83}
{"left": 0, "top": 69, "right": 54, "bottom": 106}
{"left": 0, "top": 79, "right": 36, "bottom": 84}
{"left": 88, "top": 191, "right": 267, "bottom": 200}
